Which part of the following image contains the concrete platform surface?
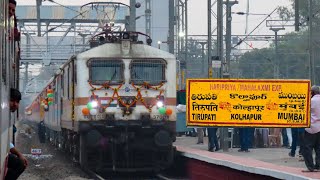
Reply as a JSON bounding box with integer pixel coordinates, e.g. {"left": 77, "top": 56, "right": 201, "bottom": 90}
{"left": 174, "top": 136, "right": 320, "bottom": 180}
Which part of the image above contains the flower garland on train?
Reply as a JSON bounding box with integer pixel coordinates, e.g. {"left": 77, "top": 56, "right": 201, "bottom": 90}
{"left": 40, "top": 88, "right": 54, "bottom": 111}
{"left": 82, "top": 81, "right": 173, "bottom": 116}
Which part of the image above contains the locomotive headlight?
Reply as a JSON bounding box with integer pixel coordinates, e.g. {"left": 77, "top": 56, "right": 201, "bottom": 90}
{"left": 156, "top": 95, "right": 165, "bottom": 108}
{"left": 91, "top": 100, "right": 98, "bottom": 108}
{"left": 157, "top": 101, "right": 164, "bottom": 108}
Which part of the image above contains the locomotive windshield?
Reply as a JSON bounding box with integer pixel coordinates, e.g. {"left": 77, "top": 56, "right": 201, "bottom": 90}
{"left": 88, "top": 59, "right": 124, "bottom": 84}
{"left": 130, "top": 59, "right": 166, "bottom": 85}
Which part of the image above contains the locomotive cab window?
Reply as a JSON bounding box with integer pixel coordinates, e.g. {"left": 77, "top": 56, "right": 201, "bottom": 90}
{"left": 88, "top": 59, "right": 124, "bottom": 84}
{"left": 130, "top": 59, "right": 166, "bottom": 85}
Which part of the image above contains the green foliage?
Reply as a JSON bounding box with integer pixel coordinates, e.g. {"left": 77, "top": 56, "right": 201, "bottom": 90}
{"left": 237, "top": 30, "right": 309, "bottom": 79}
{"left": 237, "top": 48, "right": 274, "bottom": 79}
{"left": 277, "top": 6, "right": 294, "bottom": 21}
{"left": 279, "top": 0, "right": 320, "bottom": 27}
{"left": 237, "top": 1, "right": 311, "bottom": 80}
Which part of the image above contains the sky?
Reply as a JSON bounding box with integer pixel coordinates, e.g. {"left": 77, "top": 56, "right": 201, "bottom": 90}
{"left": 16, "top": 0, "right": 294, "bottom": 50}
{"left": 187, "top": 0, "right": 294, "bottom": 50}
{"left": 188, "top": 0, "right": 293, "bottom": 35}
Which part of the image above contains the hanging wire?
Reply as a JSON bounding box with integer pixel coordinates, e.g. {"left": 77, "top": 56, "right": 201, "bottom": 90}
{"left": 45, "top": 0, "right": 83, "bottom": 14}
{"left": 42, "top": 10, "right": 89, "bottom": 36}
{"left": 233, "top": 7, "right": 278, "bottom": 49}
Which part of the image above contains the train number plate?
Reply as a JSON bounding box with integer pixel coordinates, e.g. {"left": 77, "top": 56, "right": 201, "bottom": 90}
{"left": 152, "top": 115, "right": 169, "bottom": 120}
{"left": 31, "top": 148, "right": 42, "bottom": 155}
{"left": 95, "top": 113, "right": 106, "bottom": 120}
{"left": 84, "top": 113, "right": 106, "bottom": 120}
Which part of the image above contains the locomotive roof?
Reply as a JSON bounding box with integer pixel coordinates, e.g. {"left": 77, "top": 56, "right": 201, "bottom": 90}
{"left": 77, "top": 42, "right": 176, "bottom": 60}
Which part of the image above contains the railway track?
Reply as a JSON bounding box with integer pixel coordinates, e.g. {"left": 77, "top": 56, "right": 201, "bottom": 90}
{"left": 80, "top": 156, "right": 185, "bottom": 179}
{"left": 83, "top": 168, "right": 105, "bottom": 180}
{"left": 84, "top": 167, "right": 186, "bottom": 180}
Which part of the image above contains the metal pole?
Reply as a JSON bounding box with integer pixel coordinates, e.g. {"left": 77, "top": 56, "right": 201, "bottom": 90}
{"left": 177, "top": 0, "right": 181, "bottom": 58}
{"left": 270, "top": 27, "right": 285, "bottom": 79}
{"left": 221, "top": 0, "right": 237, "bottom": 152}
{"left": 309, "top": 0, "right": 314, "bottom": 84}
{"left": 224, "top": 0, "right": 237, "bottom": 78}
{"left": 177, "top": 60, "right": 181, "bottom": 90}
{"left": 168, "top": 0, "right": 175, "bottom": 54}
{"left": 36, "top": 0, "right": 41, "bottom": 36}
{"left": 225, "top": 0, "right": 231, "bottom": 79}
{"left": 129, "top": 0, "right": 137, "bottom": 31}
{"left": 208, "top": 0, "right": 212, "bottom": 78}
{"left": 275, "top": 30, "right": 278, "bottom": 78}
{"left": 184, "top": 0, "right": 188, "bottom": 64}
{"left": 217, "top": 0, "right": 226, "bottom": 152}
{"left": 145, "top": 0, "right": 151, "bottom": 37}
{"left": 245, "top": 0, "right": 249, "bottom": 35}
{"left": 73, "top": 23, "right": 76, "bottom": 54}
{"left": 181, "top": 1, "right": 185, "bottom": 54}
{"left": 295, "top": 0, "right": 299, "bottom": 31}
{"left": 217, "top": 0, "right": 223, "bottom": 77}
{"left": 46, "top": 22, "right": 49, "bottom": 59}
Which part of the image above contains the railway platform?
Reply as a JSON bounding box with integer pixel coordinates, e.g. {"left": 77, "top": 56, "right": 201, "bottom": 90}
{"left": 174, "top": 136, "right": 320, "bottom": 180}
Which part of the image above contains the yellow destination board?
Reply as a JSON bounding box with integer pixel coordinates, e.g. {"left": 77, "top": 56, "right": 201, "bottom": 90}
{"left": 186, "top": 79, "right": 310, "bottom": 127}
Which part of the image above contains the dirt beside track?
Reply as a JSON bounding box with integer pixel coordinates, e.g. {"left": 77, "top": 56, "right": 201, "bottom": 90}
{"left": 14, "top": 120, "right": 92, "bottom": 180}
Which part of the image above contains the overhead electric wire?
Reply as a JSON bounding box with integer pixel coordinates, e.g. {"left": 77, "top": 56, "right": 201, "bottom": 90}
{"left": 236, "top": 3, "right": 312, "bottom": 62}
{"left": 41, "top": 3, "right": 124, "bottom": 36}
{"left": 233, "top": 7, "right": 278, "bottom": 48}
{"left": 48, "top": 0, "right": 121, "bottom": 20}
{"left": 43, "top": 10, "right": 89, "bottom": 36}
{"left": 45, "top": 0, "right": 83, "bottom": 14}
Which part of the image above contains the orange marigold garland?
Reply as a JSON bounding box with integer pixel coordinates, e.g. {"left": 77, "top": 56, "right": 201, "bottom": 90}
{"left": 87, "top": 81, "right": 165, "bottom": 112}
{"left": 88, "top": 81, "right": 123, "bottom": 109}
{"left": 131, "top": 81, "right": 164, "bottom": 90}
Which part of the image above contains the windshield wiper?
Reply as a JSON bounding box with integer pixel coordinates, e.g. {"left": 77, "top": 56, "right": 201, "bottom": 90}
{"left": 109, "top": 69, "right": 117, "bottom": 81}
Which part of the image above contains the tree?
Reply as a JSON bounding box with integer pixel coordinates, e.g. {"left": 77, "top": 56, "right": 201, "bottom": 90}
{"left": 237, "top": 48, "right": 274, "bottom": 78}
{"left": 236, "top": 1, "right": 311, "bottom": 80}
{"left": 237, "top": 30, "right": 309, "bottom": 79}
{"left": 278, "top": 0, "right": 320, "bottom": 28}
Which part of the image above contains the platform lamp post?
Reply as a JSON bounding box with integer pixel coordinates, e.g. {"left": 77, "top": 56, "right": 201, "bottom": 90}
{"left": 270, "top": 27, "right": 285, "bottom": 79}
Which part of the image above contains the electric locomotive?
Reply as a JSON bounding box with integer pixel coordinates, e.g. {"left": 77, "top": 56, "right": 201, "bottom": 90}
{"left": 26, "top": 30, "right": 176, "bottom": 173}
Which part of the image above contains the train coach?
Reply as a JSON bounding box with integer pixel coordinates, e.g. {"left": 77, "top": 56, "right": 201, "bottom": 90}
{"left": 0, "top": 0, "right": 21, "bottom": 178}
{"left": 26, "top": 31, "right": 177, "bottom": 173}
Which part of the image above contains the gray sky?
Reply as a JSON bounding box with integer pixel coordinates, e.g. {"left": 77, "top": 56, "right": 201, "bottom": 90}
{"left": 188, "top": 0, "right": 293, "bottom": 35}
{"left": 17, "top": 0, "right": 294, "bottom": 49}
